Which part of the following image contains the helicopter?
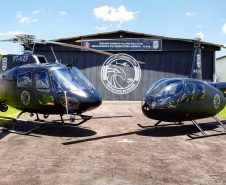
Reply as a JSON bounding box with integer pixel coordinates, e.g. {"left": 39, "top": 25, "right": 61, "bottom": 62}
{"left": 0, "top": 34, "right": 144, "bottom": 135}
{"left": 138, "top": 38, "right": 226, "bottom": 139}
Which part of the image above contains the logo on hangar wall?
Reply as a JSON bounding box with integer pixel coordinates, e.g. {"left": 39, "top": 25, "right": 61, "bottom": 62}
{"left": 101, "top": 53, "right": 141, "bottom": 94}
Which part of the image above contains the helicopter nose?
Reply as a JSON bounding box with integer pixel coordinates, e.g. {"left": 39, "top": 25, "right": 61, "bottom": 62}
{"left": 141, "top": 100, "right": 150, "bottom": 116}
{"left": 86, "top": 90, "right": 102, "bottom": 111}
{"left": 90, "top": 93, "right": 102, "bottom": 109}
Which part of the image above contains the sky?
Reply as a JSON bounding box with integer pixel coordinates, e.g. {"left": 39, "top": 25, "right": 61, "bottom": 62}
{"left": 0, "top": 0, "right": 226, "bottom": 57}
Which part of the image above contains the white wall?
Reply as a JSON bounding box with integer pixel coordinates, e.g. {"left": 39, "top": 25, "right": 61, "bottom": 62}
{"left": 216, "top": 56, "right": 226, "bottom": 82}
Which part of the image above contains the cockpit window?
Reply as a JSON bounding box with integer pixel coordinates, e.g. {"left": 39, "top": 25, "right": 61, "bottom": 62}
{"left": 181, "top": 83, "right": 196, "bottom": 102}
{"left": 195, "top": 84, "right": 205, "bottom": 100}
{"left": 51, "top": 68, "right": 87, "bottom": 93}
{"left": 17, "top": 72, "right": 32, "bottom": 88}
{"left": 72, "top": 67, "right": 94, "bottom": 90}
{"left": 151, "top": 81, "right": 183, "bottom": 109}
{"left": 144, "top": 78, "right": 168, "bottom": 97}
{"left": 35, "top": 71, "right": 50, "bottom": 93}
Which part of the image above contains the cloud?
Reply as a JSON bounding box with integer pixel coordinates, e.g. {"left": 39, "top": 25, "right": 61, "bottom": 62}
{"left": 222, "top": 23, "right": 226, "bottom": 34}
{"left": 59, "top": 11, "right": 67, "bottom": 15}
{"left": 32, "top": 8, "right": 44, "bottom": 14}
{"left": 197, "top": 25, "right": 203, "bottom": 29}
{"left": 0, "top": 31, "right": 28, "bottom": 36}
{"left": 93, "top": 5, "right": 140, "bottom": 23}
{"left": 32, "top": 19, "right": 38, "bottom": 22}
{"left": 196, "top": 32, "right": 204, "bottom": 39}
{"left": 186, "top": 12, "right": 196, "bottom": 16}
{"left": 17, "top": 11, "right": 22, "bottom": 18}
{"left": 95, "top": 26, "right": 108, "bottom": 31}
{"left": 19, "top": 17, "right": 29, "bottom": 23}
{"left": 19, "top": 17, "right": 38, "bottom": 23}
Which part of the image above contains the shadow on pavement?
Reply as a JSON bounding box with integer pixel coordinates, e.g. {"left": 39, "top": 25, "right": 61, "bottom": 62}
{"left": 136, "top": 121, "right": 221, "bottom": 138}
{"left": 62, "top": 121, "right": 223, "bottom": 145}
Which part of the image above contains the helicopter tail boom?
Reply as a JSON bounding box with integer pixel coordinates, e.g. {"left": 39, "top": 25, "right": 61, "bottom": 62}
{"left": 208, "top": 82, "right": 226, "bottom": 96}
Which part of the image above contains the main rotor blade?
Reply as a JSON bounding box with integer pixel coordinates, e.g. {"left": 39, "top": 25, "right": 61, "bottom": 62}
{"left": 0, "top": 39, "right": 16, "bottom": 42}
{"left": 48, "top": 41, "right": 145, "bottom": 64}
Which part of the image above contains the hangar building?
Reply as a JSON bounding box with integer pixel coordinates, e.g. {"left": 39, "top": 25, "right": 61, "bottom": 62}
{"left": 216, "top": 55, "right": 226, "bottom": 82}
{"left": 34, "top": 30, "right": 221, "bottom": 100}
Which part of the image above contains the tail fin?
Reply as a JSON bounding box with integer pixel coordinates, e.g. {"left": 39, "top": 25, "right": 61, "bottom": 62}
{"left": 189, "top": 38, "right": 202, "bottom": 80}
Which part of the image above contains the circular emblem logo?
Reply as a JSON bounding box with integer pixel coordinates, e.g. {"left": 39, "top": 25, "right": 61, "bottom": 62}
{"left": 2, "top": 57, "right": 7, "bottom": 71}
{"left": 213, "top": 94, "right": 220, "bottom": 109}
{"left": 101, "top": 53, "right": 141, "bottom": 94}
{"left": 21, "top": 90, "right": 30, "bottom": 105}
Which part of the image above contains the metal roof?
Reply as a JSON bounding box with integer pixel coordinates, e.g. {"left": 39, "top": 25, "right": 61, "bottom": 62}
{"left": 52, "top": 30, "right": 226, "bottom": 49}
{"left": 217, "top": 55, "right": 226, "bottom": 60}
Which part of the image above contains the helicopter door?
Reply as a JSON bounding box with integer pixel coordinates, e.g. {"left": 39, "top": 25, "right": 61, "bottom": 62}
{"left": 34, "top": 71, "right": 55, "bottom": 111}
{"left": 16, "top": 70, "right": 39, "bottom": 111}
{"left": 190, "top": 83, "right": 205, "bottom": 118}
{"left": 179, "top": 83, "right": 196, "bottom": 117}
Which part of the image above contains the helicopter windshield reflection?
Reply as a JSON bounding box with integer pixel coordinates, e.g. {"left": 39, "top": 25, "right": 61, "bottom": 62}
{"left": 51, "top": 68, "right": 87, "bottom": 93}
{"left": 150, "top": 81, "right": 183, "bottom": 109}
{"left": 17, "top": 72, "right": 32, "bottom": 88}
{"left": 72, "top": 67, "right": 94, "bottom": 90}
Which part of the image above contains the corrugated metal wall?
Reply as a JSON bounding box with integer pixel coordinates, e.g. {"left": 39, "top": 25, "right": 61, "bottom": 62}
{"left": 33, "top": 34, "right": 218, "bottom": 100}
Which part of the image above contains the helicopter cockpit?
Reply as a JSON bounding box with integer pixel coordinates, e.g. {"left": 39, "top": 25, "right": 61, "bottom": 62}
{"left": 143, "top": 78, "right": 206, "bottom": 110}
{"left": 50, "top": 66, "right": 94, "bottom": 93}
{"left": 144, "top": 79, "right": 183, "bottom": 109}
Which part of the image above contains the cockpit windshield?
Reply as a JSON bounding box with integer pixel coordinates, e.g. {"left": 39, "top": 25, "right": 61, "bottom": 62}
{"left": 72, "top": 67, "right": 94, "bottom": 90}
{"left": 51, "top": 67, "right": 87, "bottom": 93}
{"left": 144, "top": 78, "right": 169, "bottom": 98}
{"left": 149, "top": 81, "right": 183, "bottom": 109}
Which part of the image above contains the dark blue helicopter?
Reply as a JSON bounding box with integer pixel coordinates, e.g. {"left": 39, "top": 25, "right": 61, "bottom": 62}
{"left": 0, "top": 34, "right": 144, "bottom": 135}
{"left": 139, "top": 39, "right": 226, "bottom": 139}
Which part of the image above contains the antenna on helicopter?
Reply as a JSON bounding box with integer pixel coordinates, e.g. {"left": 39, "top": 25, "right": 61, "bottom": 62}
{"left": 51, "top": 46, "right": 59, "bottom": 63}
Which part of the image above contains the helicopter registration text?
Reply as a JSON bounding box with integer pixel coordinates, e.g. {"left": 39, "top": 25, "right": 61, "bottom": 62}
{"left": 13, "top": 55, "right": 29, "bottom": 62}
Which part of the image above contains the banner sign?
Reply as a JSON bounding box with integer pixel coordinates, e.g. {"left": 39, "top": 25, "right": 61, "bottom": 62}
{"left": 81, "top": 39, "right": 162, "bottom": 51}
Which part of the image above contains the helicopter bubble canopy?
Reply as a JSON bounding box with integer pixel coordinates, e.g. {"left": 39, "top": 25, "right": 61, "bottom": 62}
{"left": 143, "top": 79, "right": 184, "bottom": 109}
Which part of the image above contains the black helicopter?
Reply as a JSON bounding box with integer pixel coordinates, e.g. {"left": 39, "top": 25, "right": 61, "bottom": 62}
{"left": 0, "top": 34, "right": 144, "bottom": 135}
{"left": 139, "top": 38, "right": 226, "bottom": 139}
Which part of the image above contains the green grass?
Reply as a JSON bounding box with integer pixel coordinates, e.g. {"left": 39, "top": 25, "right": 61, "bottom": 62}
{"left": 217, "top": 105, "right": 226, "bottom": 118}
{"left": 0, "top": 106, "right": 21, "bottom": 126}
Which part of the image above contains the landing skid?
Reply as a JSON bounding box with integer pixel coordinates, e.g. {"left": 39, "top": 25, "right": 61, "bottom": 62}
{"left": 74, "top": 115, "right": 92, "bottom": 126}
{"left": 54, "top": 114, "right": 93, "bottom": 126}
{"left": 187, "top": 116, "right": 226, "bottom": 139}
{"left": 0, "top": 111, "right": 42, "bottom": 135}
{"left": 137, "top": 121, "right": 183, "bottom": 128}
{"left": 0, "top": 111, "right": 93, "bottom": 135}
